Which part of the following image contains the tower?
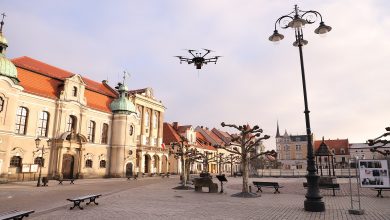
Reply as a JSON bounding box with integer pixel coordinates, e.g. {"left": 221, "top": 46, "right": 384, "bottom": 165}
{"left": 109, "top": 81, "right": 136, "bottom": 177}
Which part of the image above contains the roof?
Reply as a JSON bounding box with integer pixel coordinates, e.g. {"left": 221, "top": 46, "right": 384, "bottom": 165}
{"left": 314, "top": 139, "right": 349, "bottom": 155}
{"left": 177, "top": 125, "right": 192, "bottom": 134}
{"left": 163, "top": 122, "right": 182, "bottom": 144}
{"left": 12, "top": 56, "right": 117, "bottom": 112}
{"left": 315, "top": 139, "right": 334, "bottom": 156}
{"left": 196, "top": 132, "right": 217, "bottom": 151}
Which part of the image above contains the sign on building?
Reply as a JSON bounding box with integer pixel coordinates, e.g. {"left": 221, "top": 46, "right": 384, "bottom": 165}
{"left": 358, "top": 159, "right": 389, "bottom": 188}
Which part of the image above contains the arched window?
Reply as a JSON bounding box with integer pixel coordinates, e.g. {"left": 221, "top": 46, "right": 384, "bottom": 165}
{"left": 0, "top": 96, "right": 4, "bottom": 112}
{"left": 129, "top": 125, "right": 134, "bottom": 136}
{"left": 38, "top": 111, "right": 49, "bottom": 137}
{"left": 145, "top": 111, "right": 149, "bottom": 128}
{"left": 136, "top": 106, "right": 142, "bottom": 118}
{"left": 10, "top": 156, "right": 22, "bottom": 167}
{"left": 100, "top": 160, "right": 106, "bottom": 168}
{"left": 85, "top": 159, "right": 93, "bottom": 168}
{"left": 15, "top": 107, "right": 28, "bottom": 135}
{"left": 87, "top": 120, "right": 96, "bottom": 143}
{"left": 67, "top": 115, "right": 77, "bottom": 132}
{"left": 72, "top": 86, "right": 78, "bottom": 97}
{"left": 34, "top": 157, "right": 44, "bottom": 167}
{"left": 101, "top": 123, "right": 109, "bottom": 144}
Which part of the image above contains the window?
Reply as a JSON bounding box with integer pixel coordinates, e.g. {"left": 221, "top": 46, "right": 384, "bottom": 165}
{"left": 72, "top": 86, "right": 77, "bottom": 97}
{"left": 340, "top": 148, "right": 345, "bottom": 154}
{"left": 15, "top": 107, "right": 28, "bottom": 135}
{"left": 101, "top": 123, "right": 108, "bottom": 144}
{"left": 154, "top": 138, "right": 157, "bottom": 146}
{"left": 136, "top": 106, "right": 142, "bottom": 118}
{"left": 153, "top": 112, "right": 158, "bottom": 129}
{"left": 85, "top": 159, "right": 93, "bottom": 168}
{"left": 284, "top": 145, "right": 289, "bottom": 151}
{"left": 296, "top": 145, "right": 301, "bottom": 151}
{"left": 67, "top": 115, "right": 77, "bottom": 132}
{"left": 10, "top": 156, "right": 22, "bottom": 167}
{"left": 87, "top": 121, "right": 96, "bottom": 143}
{"left": 129, "top": 125, "right": 134, "bottom": 136}
{"left": 145, "top": 111, "right": 149, "bottom": 128}
{"left": 37, "top": 111, "right": 49, "bottom": 137}
{"left": 100, "top": 160, "right": 106, "bottom": 168}
{"left": 0, "top": 96, "right": 4, "bottom": 112}
{"left": 34, "top": 157, "right": 44, "bottom": 167}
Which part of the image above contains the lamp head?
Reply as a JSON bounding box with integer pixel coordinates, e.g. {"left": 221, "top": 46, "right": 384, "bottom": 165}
{"left": 293, "top": 39, "right": 308, "bottom": 47}
{"left": 314, "top": 22, "right": 332, "bottom": 34}
{"left": 269, "top": 30, "right": 284, "bottom": 42}
{"left": 288, "top": 16, "right": 307, "bottom": 29}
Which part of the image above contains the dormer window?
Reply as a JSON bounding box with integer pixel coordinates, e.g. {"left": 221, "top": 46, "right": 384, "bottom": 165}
{"left": 72, "top": 86, "right": 78, "bottom": 97}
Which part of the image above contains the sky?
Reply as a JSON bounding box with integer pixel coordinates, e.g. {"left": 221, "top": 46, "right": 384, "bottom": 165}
{"left": 2, "top": 0, "right": 390, "bottom": 149}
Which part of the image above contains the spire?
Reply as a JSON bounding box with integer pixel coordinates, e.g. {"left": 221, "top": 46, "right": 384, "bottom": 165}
{"left": 0, "top": 13, "right": 5, "bottom": 33}
{"left": 276, "top": 121, "right": 281, "bottom": 137}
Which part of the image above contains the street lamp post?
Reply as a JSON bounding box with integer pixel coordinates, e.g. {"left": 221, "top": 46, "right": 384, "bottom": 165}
{"left": 269, "top": 5, "right": 332, "bottom": 212}
{"left": 35, "top": 137, "right": 44, "bottom": 187}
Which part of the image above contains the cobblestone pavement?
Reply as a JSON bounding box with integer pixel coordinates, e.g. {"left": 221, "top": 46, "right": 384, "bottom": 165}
{"left": 1, "top": 176, "right": 389, "bottom": 220}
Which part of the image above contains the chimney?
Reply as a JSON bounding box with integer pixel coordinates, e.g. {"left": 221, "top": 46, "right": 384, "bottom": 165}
{"left": 173, "top": 122, "right": 178, "bottom": 130}
{"left": 205, "top": 127, "right": 209, "bottom": 130}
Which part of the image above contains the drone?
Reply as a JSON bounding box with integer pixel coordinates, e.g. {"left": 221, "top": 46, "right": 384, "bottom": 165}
{"left": 175, "top": 49, "right": 221, "bottom": 69}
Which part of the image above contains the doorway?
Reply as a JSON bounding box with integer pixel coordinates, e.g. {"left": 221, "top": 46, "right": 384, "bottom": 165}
{"left": 144, "top": 155, "right": 150, "bottom": 173}
{"left": 62, "top": 154, "right": 74, "bottom": 179}
{"left": 126, "top": 162, "right": 133, "bottom": 177}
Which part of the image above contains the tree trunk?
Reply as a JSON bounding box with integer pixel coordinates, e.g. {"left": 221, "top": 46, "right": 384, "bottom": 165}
{"left": 242, "top": 157, "right": 249, "bottom": 193}
{"left": 181, "top": 157, "right": 187, "bottom": 187}
{"left": 186, "top": 160, "right": 190, "bottom": 182}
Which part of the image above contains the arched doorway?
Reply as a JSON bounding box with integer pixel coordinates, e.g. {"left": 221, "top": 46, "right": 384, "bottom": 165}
{"left": 125, "top": 162, "right": 133, "bottom": 177}
{"left": 153, "top": 155, "right": 159, "bottom": 173}
{"left": 144, "top": 155, "right": 151, "bottom": 174}
{"left": 161, "top": 155, "right": 168, "bottom": 173}
{"left": 62, "top": 154, "right": 74, "bottom": 179}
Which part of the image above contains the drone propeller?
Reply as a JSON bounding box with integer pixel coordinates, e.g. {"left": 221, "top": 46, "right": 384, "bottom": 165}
{"left": 202, "top": 48, "right": 214, "bottom": 52}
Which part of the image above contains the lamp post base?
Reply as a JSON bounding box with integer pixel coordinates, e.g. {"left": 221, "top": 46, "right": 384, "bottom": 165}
{"left": 304, "top": 173, "right": 325, "bottom": 212}
{"left": 304, "top": 199, "right": 325, "bottom": 212}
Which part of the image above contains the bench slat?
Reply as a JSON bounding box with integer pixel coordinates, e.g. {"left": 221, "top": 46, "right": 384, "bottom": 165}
{"left": 0, "top": 210, "right": 34, "bottom": 220}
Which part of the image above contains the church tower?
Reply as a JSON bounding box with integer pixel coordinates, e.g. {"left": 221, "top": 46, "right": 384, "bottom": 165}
{"left": 109, "top": 81, "right": 137, "bottom": 177}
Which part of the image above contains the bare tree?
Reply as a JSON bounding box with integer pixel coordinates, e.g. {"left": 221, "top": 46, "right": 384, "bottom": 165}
{"left": 218, "top": 122, "right": 277, "bottom": 197}
{"left": 367, "top": 126, "right": 390, "bottom": 157}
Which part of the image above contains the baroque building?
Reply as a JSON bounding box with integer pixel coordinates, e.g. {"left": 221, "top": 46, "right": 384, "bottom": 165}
{"left": 0, "top": 20, "right": 167, "bottom": 181}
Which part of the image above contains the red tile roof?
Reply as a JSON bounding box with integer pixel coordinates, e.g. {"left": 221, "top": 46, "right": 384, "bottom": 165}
{"left": 12, "top": 56, "right": 117, "bottom": 113}
{"left": 163, "top": 122, "right": 182, "bottom": 144}
{"left": 196, "top": 132, "right": 217, "bottom": 151}
{"left": 314, "top": 139, "right": 349, "bottom": 155}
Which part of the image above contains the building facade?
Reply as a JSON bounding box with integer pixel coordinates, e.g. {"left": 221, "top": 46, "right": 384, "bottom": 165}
{"left": 0, "top": 23, "right": 166, "bottom": 181}
{"left": 275, "top": 123, "right": 308, "bottom": 169}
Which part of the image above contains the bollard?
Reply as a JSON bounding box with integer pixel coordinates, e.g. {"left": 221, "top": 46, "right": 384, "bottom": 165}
{"left": 249, "top": 185, "right": 252, "bottom": 193}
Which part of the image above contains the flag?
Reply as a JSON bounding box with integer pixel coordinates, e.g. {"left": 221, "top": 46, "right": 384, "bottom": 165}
{"left": 161, "top": 143, "right": 166, "bottom": 150}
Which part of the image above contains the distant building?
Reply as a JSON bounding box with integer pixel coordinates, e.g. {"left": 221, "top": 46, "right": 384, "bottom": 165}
{"left": 349, "top": 143, "right": 386, "bottom": 160}
{"left": 314, "top": 138, "right": 349, "bottom": 169}
{"left": 275, "top": 122, "right": 307, "bottom": 169}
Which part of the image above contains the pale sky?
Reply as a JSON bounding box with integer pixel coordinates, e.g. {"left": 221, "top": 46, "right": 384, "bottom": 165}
{"left": 3, "top": 0, "right": 390, "bottom": 149}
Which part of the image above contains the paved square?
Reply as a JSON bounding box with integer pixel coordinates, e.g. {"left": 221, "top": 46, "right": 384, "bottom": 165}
{"left": 1, "top": 176, "right": 389, "bottom": 219}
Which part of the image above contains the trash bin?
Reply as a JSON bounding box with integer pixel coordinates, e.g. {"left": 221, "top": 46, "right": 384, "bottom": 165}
{"left": 42, "top": 177, "right": 49, "bottom": 186}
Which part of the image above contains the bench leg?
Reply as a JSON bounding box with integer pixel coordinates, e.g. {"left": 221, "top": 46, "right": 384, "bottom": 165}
{"left": 256, "top": 187, "right": 262, "bottom": 193}
{"left": 58, "top": 181, "right": 63, "bottom": 185}
{"left": 70, "top": 180, "right": 75, "bottom": 184}
{"left": 70, "top": 200, "right": 84, "bottom": 210}
{"left": 377, "top": 189, "right": 383, "bottom": 198}
{"left": 86, "top": 197, "right": 99, "bottom": 205}
{"left": 274, "top": 187, "right": 280, "bottom": 194}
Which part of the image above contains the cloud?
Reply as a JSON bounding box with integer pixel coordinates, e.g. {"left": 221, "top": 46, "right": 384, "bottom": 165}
{"left": 3, "top": 0, "right": 390, "bottom": 149}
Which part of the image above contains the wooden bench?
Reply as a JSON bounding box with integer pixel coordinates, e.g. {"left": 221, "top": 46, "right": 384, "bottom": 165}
{"left": 0, "top": 210, "right": 34, "bottom": 220}
{"left": 371, "top": 188, "right": 390, "bottom": 198}
{"left": 193, "top": 177, "right": 218, "bottom": 193}
{"left": 303, "top": 182, "right": 340, "bottom": 196}
{"left": 253, "top": 181, "right": 283, "bottom": 194}
{"left": 67, "top": 194, "right": 102, "bottom": 210}
{"left": 57, "top": 179, "right": 75, "bottom": 185}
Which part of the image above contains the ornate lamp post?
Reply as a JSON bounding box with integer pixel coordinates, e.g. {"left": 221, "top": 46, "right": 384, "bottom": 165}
{"left": 269, "top": 5, "right": 332, "bottom": 212}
